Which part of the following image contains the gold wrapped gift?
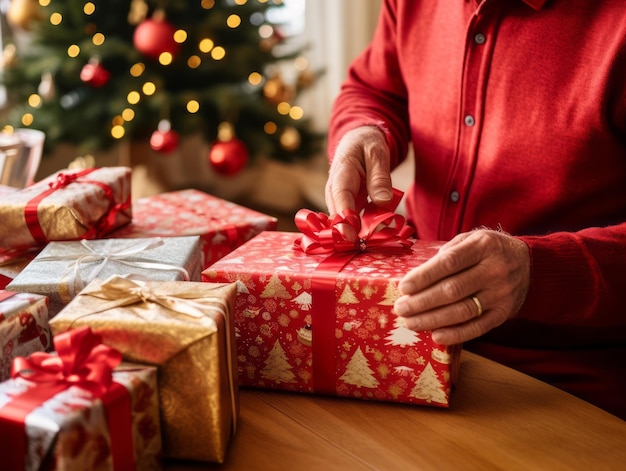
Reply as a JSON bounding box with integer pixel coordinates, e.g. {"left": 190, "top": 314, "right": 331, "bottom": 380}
{"left": 0, "top": 167, "right": 132, "bottom": 249}
{"left": 49, "top": 275, "right": 239, "bottom": 463}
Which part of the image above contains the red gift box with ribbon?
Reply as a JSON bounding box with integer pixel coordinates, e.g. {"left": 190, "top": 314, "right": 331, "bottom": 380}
{"left": 203, "top": 191, "right": 461, "bottom": 407}
{"left": 0, "top": 167, "right": 132, "bottom": 250}
{"left": 108, "top": 188, "right": 277, "bottom": 270}
{"left": 0, "top": 326, "right": 162, "bottom": 470}
{"left": 0, "top": 290, "right": 51, "bottom": 382}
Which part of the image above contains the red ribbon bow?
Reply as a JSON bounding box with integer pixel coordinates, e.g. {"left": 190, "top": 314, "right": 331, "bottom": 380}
{"left": 1, "top": 326, "right": 134, "bottom": 471}
{"left": 48, "top": 172, "right": 81, "bottom": 190}
{"left": 11, "top": 326, "right": 122, "bottom": 396}
{"left": 291, "top": 189, "right": 414, "bottom": 395}
{"left": 294, "top": 188, "right": 414, "bottom": 254}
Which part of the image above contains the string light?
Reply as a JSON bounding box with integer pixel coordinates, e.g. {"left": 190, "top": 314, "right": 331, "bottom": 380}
{"left": 174, "top": 30, "right": 188, "bottom": 43}
{"left": 84, "top": 2, "right": 96, "bottom": 15}
{"left": 28, "top": 94, "right": 42, "bottom": 108}
{"left": 92, "top": 33, "right": 105, "bottom": 46}
{"left": 187, "top": 100, "right": 200, "bottom": 113}
{"left": 227, "top": 15, "right": 242, "bottom": 28}
{"left": 21, "top": 113, "right": 34, "bottom": 126}
{"left": 277, "top": 102, "right": 290, "bottom": 115}
{"left": 122, "top": 108, "right": 135, "bottom": 121}
{"left": 142, "top": 82, "right": 156, "bottom": 95}
{"left": 39, "top": 0, "right": 51, "bottom": 6}
{"left": 264, "top": 122, "right": 277, "bottom": 134}
{"left": 201, "top": 0, "right": 215, "bottom": 8}
{"left": 127, "top": 91, "right": 141, "bottom": 105}
{"left": 211, "top": 47, "right": 226, "bottom": 60}
{"left": 187, "top": 56, "right": 202, "bottom": 68}
{"left": 159, "top": 52, "right": 173, "bottom": 65}
{"left": 289, "top": 106, "right": 303, "bottom": 120}
{"left": 67, "top": 45, "right": 80, "bottom": 58}
{"left": 50, "top": 12, "right": 62, "bottom": 25}
{"left": 199, "top": 38, "right": 214, "bottom": 53}
{"left": 130, "top": 63, "right": 145, "bottom": 77}
{"left": 111, "top": 125, "right": 125, "bottom": 139}
{"left": 258, "top": 25, "right": 273, "bottom": 39}
{"left": 248, "top": 72, "right": 263, "bottom": 86}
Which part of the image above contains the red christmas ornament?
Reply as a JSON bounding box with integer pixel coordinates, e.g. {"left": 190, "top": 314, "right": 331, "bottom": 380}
{"left": 133, "top": 15, "right": 180, "bottom": 60}
{"left": 150, "top": 120, "right": 179, "bottom": 153}
{"left": 80, "top": 61, "right": 111, "bottom": 87}
{"left": 208, "top": 138, "right": 249, "bottom": 176}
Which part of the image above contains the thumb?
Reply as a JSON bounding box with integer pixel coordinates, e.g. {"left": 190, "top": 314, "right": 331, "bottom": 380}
{"left": 365, "top": 149, "right": 393, "bottom": 207}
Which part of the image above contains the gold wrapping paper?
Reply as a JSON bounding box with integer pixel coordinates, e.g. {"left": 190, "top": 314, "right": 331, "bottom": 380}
{"left": 49, "top": 275, "right": 239, "bottom": 463}
{"left": 0, "top": 167, "right": 132, "bottom": 249}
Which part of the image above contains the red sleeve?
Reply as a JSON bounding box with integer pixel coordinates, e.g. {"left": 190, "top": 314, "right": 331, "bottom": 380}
{"left": 327, "top": 0, "right": 410, "bottom": 169}
{"left": 519, "top": 223, "right": 626, "bottom": 327}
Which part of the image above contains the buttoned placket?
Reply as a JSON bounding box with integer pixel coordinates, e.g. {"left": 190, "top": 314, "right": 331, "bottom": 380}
{"left": 437, "top": 2, "right": 499, "bottom": 239}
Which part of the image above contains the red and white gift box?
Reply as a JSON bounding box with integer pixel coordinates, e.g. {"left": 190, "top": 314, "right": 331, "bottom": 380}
{"left": 0, "top": 290, "right": 50, "bottom": 382}
{"left": 203, "top": 201, "right": 461, "bottom": 408}
{"left": 0, "top": 327, "right": 161, "bottom": 471}
{"left": 0, "top": 167, "right": 132, "bottom": 249}
{"left": 109, "top": 188, "right": 277, "bottom": 269}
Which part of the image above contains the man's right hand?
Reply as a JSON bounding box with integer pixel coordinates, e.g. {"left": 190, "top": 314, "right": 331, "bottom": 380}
{"left": 325, "top": 126, "right": 394, "bottom": 223}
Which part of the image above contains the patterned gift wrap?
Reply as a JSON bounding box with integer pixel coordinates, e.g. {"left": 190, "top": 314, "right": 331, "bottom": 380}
{"left": 0, "top": 290, "right": 51, "bottom": 381}
{"left": 0, "top": 167, "right": 132, "bottom": 249}
{"left": 0, "top": 327, "right": 161, "bottom": 471}
{"left": 7, "top": 236, "right": 202, "bottom": 317}
{"left": 109, "top": 188, "right": 277, "bottom": 269}
{"left": 50, "top": 276, "right": 239, "bottom": 463}
{"left": 203, "top": 231, "right": 462, "bottom": 408}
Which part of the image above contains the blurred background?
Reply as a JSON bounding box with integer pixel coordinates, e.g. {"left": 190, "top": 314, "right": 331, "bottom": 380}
{"left": 1, "top": 0, "right": 413, "bottom": 229}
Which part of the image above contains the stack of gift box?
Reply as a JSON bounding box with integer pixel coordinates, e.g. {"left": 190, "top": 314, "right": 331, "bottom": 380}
{"left": 0, "top": 166, "right": 461, "bottom": 469}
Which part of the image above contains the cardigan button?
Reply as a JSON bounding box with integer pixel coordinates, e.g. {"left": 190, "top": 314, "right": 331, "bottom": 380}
{"left": 474, "top": 33, "right": 486, "bottom": 45}
{"left": 450, "top": 191, "right": 460, "bottom": 203}
{"left": 464, "top": 115, "right": 475, "bottom": 127}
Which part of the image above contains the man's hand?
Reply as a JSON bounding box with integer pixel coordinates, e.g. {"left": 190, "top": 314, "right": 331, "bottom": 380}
{"left": 325, "top": 126, "right": 394, "bottom": 217}
{"left": 393, "top": 229, "right": 531, "bottom": 345}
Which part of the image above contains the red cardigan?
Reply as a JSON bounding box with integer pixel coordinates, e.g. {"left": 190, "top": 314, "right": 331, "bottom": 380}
{"left": 329, "top": 0, "right": 626, "bottom": 419}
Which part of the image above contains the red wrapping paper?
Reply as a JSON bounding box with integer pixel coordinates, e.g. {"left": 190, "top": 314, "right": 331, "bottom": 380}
{"left": 204, "top": 231, "right": 461, "bottom": 407}
{"left": 108, "top": 188, "right": 277, "bottom": 269}
{"left": 0, "top": 327, "right": 161, "bottom": 470}
{"left": 0, "top": 290, "right": 50, "bottom": 381}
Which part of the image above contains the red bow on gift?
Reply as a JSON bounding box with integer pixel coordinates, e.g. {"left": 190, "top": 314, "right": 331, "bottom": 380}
{"left": 48, "top": 171, "right": 82, "bottom": 190}
{"left": 11, "top": 325, "right": 122, "bottom": 396}
{"left": 294, "top": 188, "right": 414, "bottom": 254}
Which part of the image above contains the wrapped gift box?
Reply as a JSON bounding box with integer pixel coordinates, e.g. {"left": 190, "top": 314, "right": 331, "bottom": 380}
{"left": 0, "top": 247, "right": 41, "bottom": 289}
{"left": 203, "top": 231, "right": 461, "bottom": 408}
{"left": 0, "top": 167, "right": 132, "bottom": 249}
{"left": 6, "top": 236, "right": 202, "bottom": 317}
{"left": 0, "top": 290, "right": 51, "bottom": 381}
{"left": 50, "top": 275, "right": 239, "bottom": 463}
{"left": 109, "top": 188, "right": 277, "bottom": 269}
{"left": 0, "top": 327, "right": 161, "bottom": 471}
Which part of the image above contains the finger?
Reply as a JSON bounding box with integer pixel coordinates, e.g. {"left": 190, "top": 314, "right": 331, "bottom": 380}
{"left": 399, "top": 296, "right": 484, "bottom": 331}
{"left": 363, "top": 143, "right": 393, "bottom": 207}
{"left": 398, "top": 240, "right": 483, "bottom": 295}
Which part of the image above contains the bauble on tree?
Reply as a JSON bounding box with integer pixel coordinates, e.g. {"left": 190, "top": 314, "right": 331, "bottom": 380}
{"left": 150, "top": 120, "right": 179, "bottom": 153}
{"left": 80, "top": 61, "right": 111, "bottom": 88}
{"left": 208, "top": 122, "right": 249, "bottom": 176}
{"left": 133, "top": 11, "right": 180, "bottom": 60}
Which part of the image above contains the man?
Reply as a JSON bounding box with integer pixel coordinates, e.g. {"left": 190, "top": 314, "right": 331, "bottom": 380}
{"left": 325, "top": 0, "right": 626, "bottom": 419}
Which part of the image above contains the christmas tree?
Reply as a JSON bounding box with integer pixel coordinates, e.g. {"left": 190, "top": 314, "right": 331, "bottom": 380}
{"left": 1, "top": 0, "right": 323, "bottom": 176}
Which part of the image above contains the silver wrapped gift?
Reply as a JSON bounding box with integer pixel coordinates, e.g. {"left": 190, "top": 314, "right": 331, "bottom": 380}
{"left": 6, "top": 236, "right": 202, "bottom": 317}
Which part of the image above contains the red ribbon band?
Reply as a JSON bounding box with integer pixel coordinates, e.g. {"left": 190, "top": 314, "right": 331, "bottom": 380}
{"left": 293, "top": 189, "right": 414, "bottom": 394}
{"left": 23, "top": 168, "right": 130, "bottom": 245}
{"left": 0, "top": 326, "right": 136, "bottom": 471}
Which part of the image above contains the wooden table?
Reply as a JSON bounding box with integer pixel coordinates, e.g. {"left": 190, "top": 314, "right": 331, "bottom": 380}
{"left": 166, "top": 350, "right": 626, "bottom": 470}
